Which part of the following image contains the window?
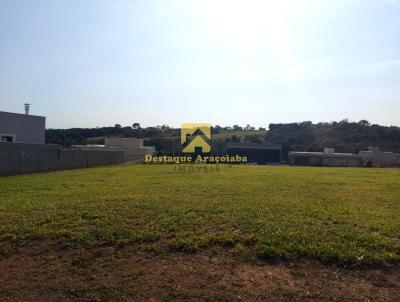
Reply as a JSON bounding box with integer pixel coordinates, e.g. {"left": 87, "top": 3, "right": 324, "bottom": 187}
{"left": 0, "top": 134, "right": 15, "bottom": 143}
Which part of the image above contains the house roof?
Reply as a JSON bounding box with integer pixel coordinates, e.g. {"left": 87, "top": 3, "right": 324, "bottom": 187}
{"left": 0, "top": 111, "right": 45, "bottom": 119}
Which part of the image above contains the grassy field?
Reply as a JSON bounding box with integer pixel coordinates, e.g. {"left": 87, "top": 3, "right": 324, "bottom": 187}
{"left": 0, "top": 164, "right": 399, "bottom": 266}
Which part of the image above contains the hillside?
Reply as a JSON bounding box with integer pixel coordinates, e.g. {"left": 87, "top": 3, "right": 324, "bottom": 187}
{"left": 267, "top": 121, "right": 400, "bottom": 159}
{"left": 46, "top": 121, "right": 400, "bottom": 158}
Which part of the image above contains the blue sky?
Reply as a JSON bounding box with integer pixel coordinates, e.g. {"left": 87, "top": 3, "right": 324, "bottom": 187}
{"left": 0, "top": 0, "right": 399, "bottom": 129}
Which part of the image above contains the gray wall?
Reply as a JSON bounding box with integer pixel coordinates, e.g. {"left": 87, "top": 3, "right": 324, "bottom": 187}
{"left": 0, "top": 111, "right": 45, "bottom": 144}
{"left": 0, "top": 142, "right": 125, "bottom": 176}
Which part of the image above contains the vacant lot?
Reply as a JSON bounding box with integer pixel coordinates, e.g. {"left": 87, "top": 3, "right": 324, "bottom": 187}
{"left": 0, "top": 164, "right": 399, "bottom": 301}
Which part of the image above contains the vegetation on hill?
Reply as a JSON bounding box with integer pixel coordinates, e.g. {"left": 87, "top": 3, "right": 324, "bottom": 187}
{"left": 46, "top": 120, "right": 400, "bottom": 158}
{"left": 267, "top": 120, "right": 400, "bottom": 159}
{"left": 0, "top": 165, "right": 399, "bottom": 266}
{"left": 45, "top": 124, "right": 267, "bottom": 155}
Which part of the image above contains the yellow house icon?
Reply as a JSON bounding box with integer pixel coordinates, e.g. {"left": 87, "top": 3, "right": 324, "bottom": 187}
{"left": 181, "top": 123, "right": 212, "bottom": 153}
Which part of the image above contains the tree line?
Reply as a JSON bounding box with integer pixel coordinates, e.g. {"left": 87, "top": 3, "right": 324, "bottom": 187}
{"left": 267, "top": 120, "right": 400, "bottom": 159}
{"left": 46, "top": 120, "right": 400, "bottom": 158}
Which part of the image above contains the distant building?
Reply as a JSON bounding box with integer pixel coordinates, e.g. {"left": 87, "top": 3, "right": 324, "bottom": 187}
{"left": 73, "top": 137, "right": 155, "bottom": 162}
{"left": 289, "top": 147, "right": 400, "bottom": 167}
{"left": 227, "top": 142, "right": 282, "bottom": 164}
{"left": 104, "top": 137, "right": 155, "bottom": 162}
{"left": 359, "top": 146, "right": 400, "bottom": 167}
{"left": 0, "top": 107, "right": 153, "bottom": 175}
{"left": 0, "top": 110, "right": 45, "bottom": 144}
{"left": 289, "top": 148, "right": 362, "bottom": 167}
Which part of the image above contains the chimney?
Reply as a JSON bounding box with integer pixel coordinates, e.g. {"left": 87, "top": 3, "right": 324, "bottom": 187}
{"left": 24, "top": 103, "right": 30, "bottom": 115}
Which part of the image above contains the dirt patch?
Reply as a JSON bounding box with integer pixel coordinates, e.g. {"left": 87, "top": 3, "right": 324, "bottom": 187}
{"left": 0, "top": 243, "right": 399, "bottom": 301}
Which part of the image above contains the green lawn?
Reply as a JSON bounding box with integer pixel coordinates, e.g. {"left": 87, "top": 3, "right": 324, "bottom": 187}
{"left": 0, "top": 164, "right": 399, "bottom": 265}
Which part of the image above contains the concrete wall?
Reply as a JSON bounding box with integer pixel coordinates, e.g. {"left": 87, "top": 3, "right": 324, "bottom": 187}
{"left": 0, "top": 142, "right": 125, "bottom": 176}
{"left": 0, "top": 111, "right": 45, "bottom": 144}
{"left": 396, "top": 155, "right": 400, "bottom": 165}
{"left": 321, "top": 157, "right": 362, "bottom": 167}
{"left": 291, "top": 155, "right": 363, "bottom": 167}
